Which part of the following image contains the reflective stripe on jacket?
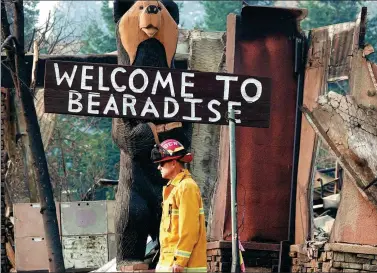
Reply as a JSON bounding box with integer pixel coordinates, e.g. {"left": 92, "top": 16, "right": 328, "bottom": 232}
{"left": 156, "top": 169, "right": 207, "bottom": 272}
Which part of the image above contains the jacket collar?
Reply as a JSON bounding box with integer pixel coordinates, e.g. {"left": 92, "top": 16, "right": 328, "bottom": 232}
{"left": 167, "top": 169, "right": 191, "bottom": 187}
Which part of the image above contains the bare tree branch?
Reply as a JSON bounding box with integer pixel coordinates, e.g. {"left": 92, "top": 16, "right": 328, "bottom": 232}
{"left": 32, "top": 4, "right": 85, "bottom": 55}
{"left": 37, "top": 10, "right": 50, "bottom": 47}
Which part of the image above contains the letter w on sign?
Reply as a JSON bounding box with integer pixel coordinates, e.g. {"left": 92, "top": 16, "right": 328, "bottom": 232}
{"left": 44, "top": 60, "right": 272, "bottom": 128}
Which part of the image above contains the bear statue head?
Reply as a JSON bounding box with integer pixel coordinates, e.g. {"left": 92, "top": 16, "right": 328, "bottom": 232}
{"left": 113, "top": 0, "right": 180, "bottom": 67}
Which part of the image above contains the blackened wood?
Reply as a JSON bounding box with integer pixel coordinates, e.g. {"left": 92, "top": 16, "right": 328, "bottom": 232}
{"left": 1, "top": 0, "right": 18, "bottom": 89}
{"left": 12, "top": 1, "right": 65, "bottom": 272}
{"left": 1, "top": 3, "right": 16, "bottom": 269}
{"left": 44, "top": 60, "right": 272, "bottom": 128}
{"left": 358, "top": 7, "right": 368, "bottom": 48}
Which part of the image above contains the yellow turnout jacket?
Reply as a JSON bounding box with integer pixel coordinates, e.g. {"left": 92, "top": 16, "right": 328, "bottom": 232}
{"left": 156, "top": 169, "right": 207, "bottom": 272}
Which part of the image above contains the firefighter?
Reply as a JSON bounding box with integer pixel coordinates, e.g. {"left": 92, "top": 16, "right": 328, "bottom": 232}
{"left": 151, "top": 139, "right": 207, "bottom": 273}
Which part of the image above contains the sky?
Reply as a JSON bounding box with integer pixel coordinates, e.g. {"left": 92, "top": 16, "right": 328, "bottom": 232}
{"left": 37, "top": 1, "right": 59, "bottom": 25}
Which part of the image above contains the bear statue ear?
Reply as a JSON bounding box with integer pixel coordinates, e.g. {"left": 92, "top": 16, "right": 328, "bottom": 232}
{"left": 161, "top": 0, "right": 180, "bottom": 25}
{"left": 113, "top": 0, "right": 136, "bottom": 24}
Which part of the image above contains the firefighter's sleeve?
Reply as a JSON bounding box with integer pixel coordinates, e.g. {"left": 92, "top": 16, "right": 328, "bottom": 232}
{"left": 174, "top": 183, "right": 201, "bottom": 267}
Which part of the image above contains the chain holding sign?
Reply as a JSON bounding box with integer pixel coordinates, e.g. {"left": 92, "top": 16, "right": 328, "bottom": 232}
{"left": 44, "top": 60, "right": 271, "bottom": 128}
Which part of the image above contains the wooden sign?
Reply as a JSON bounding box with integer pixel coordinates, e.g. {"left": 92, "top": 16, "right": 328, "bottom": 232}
{"left": 44, "top": 60, "right": 272, "bottom": 127}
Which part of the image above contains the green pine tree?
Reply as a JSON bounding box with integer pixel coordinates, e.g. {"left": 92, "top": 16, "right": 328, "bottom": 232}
{"left": 299, "top": 1, "right": 361, "bottom": 30}
{"left": 243, "top": 0, "right": 274, "bottom": 6}
{"left": 46, "top": 115, "right": 120, "bottom": 201}
{"left": 199, "top": 0, "right": 273, "bottom": 31}
{"left": 24, "top": 1, "right": 40, "bottom": 48}
{"left": 80, "top": 1, "right": 116, "bottom": 54}
{"left": 101, "top": 0, "right": 116, "bottom": 39}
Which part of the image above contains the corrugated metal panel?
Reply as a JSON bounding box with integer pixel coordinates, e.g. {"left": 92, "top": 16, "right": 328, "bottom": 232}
{"left": 328, "top": 22, "right": 356, "bottom": 81}
{"left": 14, "top": 202, "right": 61, "bottom": 238}
{"left": 61, "top": 201, "right": 107, "bottom": 236}
{"left": 62, "top": 235, "right": 108, "bottom": 269}
{"left": 188, "top": 30, "right": 225, "bottom": 219}
{"left": 329, "top": 25, "right": 354, "bottom": 67}
{"left": 15, "top": 236, "right": 55, "bottom": 271}
{"left": 108, "top": 234, "right": 116, "bottom": 261}
{"left": 106, "top": 200, "right": 116, "bottom": 234}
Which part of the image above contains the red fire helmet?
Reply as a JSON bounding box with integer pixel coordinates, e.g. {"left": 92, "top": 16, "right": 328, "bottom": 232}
{"left": 151, "top": 139, "right": 193, "bottom": 164}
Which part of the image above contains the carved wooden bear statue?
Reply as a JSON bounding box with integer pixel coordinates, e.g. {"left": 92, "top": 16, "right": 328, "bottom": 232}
{"left": 111, "top": 0, "right": 192, "bottom": 270}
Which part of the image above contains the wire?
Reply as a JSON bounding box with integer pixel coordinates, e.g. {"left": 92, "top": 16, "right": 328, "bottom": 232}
{"left": 1, "top": 60, "right": 36, "bottom": 100}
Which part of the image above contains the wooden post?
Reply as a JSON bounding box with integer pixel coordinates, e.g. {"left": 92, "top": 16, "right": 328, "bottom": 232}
{"left": 4, "top": 1, "right": 66, "bottom": 272}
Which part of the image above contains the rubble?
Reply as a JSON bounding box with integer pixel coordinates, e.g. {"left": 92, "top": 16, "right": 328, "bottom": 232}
{"left": 90, "top": 258, "right": 117, "bottom": 272}
{"left": 290, "top": 243, "right": 377, "bottom": 273}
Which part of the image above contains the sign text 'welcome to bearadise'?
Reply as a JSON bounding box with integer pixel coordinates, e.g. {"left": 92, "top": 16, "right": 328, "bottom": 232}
{"left": 44, "top": 60, "right": 272, "bottom": 127}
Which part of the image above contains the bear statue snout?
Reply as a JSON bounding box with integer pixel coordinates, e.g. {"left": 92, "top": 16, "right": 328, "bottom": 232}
{"left": 139, "top": 4, "right": 161, "bottom": 38}
{"left": 146, "top": 5, "right": 159, "bottom": 14}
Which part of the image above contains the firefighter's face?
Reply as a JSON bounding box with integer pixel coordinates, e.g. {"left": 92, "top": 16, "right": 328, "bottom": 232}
{"left": 157, "top": 160, "right": 175, "bottom": 179}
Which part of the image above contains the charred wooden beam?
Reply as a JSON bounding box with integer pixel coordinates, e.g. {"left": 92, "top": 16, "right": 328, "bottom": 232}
{"left": 3, "top": 1, "right": 66, "bottom": 271}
